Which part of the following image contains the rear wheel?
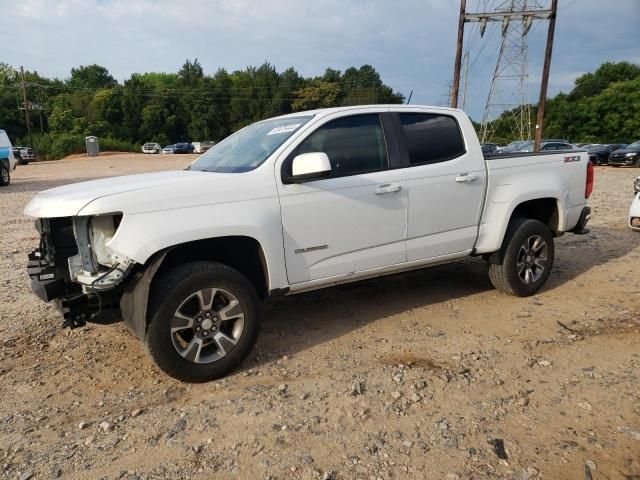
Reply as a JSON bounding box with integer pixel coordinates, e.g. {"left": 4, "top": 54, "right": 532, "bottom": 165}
{"left": 145, "top": 261, "right": 260, "bottom": 382}
{"left": 488, "top": 218, "right": 555, "bottom": 297}
{"left": 0, "top": 165, "right": 10, "bottom": 186}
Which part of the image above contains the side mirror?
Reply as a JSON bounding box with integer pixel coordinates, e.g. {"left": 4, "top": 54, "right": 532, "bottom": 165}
{"left": 289, "top": 152, "right": 332, "bottom": 182}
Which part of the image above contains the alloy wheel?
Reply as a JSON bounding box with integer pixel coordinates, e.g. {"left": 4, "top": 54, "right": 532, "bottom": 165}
{"left": 170, "top": 287, "right": 245, "bottom": 364}
{"left": 516, "top": 234, "right": 548, "bottom": 284}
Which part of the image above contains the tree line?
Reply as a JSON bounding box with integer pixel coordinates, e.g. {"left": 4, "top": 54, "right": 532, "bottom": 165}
{"left": 0, "top": 60, "right": 638, "bottom": 159}
{"left": 480, "top": 61, "right": 640, "bottom": 145}
{"left": 0, "top": 60, "right": 403, "bottom": 159}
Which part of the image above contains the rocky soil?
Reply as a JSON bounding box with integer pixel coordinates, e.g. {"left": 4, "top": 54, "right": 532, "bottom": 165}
{"left": 1, "top": 154, "right": 639, "bottom": 480}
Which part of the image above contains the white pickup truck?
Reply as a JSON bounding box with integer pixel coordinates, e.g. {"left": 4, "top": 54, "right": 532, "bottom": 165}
{"left": 25, "top": 105, "right": 593, "bottom": 381}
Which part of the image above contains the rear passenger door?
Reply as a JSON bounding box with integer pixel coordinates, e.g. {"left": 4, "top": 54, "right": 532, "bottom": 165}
{"left": 393, "top": 112, "right": 485, "bottom": 262}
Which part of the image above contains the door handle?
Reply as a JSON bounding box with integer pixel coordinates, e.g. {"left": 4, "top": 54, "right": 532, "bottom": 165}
{"left": 455, "top": 173, "right": 479, "bottom": 183}
{"left": 374, "top": 183, "right": 402, "bottom": 195}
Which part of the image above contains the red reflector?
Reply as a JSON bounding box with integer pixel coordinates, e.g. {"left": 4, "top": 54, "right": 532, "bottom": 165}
{"left": 585, "top": 161, "right": 594, "bottom": 198}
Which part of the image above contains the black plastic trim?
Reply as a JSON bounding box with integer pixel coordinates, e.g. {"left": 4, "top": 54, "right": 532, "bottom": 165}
{"left": 268, "top": 287, "right": 290, "bottom": 298}
{"left": 569, "top": 206, "right": 591, "bottom": 235}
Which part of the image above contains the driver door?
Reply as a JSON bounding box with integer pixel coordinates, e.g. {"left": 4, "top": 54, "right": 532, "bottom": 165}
{"left": 276, "top": 112, "right": 408, "bottom": 285}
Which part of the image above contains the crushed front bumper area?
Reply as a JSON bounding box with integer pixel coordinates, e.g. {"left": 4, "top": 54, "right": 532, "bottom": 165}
{"left": 27, "top": 217, "right": 123, "bottom": 328}
{"left": 28, "top": 248, "right": 118, "bottom": 328}
{"left": 27, "top": 250, "right": 65, "bottom": 302}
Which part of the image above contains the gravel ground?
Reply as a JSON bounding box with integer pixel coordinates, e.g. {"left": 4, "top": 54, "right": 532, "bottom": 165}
{"left": 1, "top": 154, "right": 639, "bottom": 480}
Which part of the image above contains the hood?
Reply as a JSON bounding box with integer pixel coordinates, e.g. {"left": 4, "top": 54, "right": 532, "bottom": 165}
{"left": 24, "top": 170, "right": 210, "bottom": 218}
{"left": 24, "top": 168, "right": 276, "bottom": 219}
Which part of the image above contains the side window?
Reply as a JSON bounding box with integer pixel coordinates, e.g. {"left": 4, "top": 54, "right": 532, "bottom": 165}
{"left": 398, "top": 113, "right": 465, "bottom": 165}
{"left": 294, "top": 114, "right": 388, "bottom": 177}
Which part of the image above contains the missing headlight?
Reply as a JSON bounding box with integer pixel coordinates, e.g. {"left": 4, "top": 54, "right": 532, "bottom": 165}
{"left": 89, "top": 214, "right": 123, "bottom": 267}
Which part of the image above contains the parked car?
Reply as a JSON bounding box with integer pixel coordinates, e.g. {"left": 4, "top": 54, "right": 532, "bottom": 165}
{"left": 498, "top": 140, "right": 530, "bottom": 153}
{"left": 635, "top": 175, "right": 640, "bottom": 196}
{"left": 192, "top": 141, "right": 216, "bottom": 154}
{"left": 200, "top": 140, "right": 216, "bottom": 153}
{"left": 587, "top": 143, "right": 627, "bottom": 165}
{"left": 173, "top": 142, "right": 195, "bottom": 154}
{"left": 515, "top": 140, "right": 575, "bottom": 152}
{"left": 0, "top": 129, "right": 17, "bottom": 186}
{"left": 162, "top": 145, "right": 175, "bottom": 154}
{"left": 498, "top": 139, "right": 570, "bottom": 153}
{"left": 12, "top": 146, "right": 35, "bottom": 165}
{"left": 609, "top": 140, "right": 640, "bottom": 167}
{"left": 24, "top": 105, "right": 593, "bottom": 382}
{"left": 142, "top": 143, "right": 162, "bottom": 154}
{"left": 481, "top": 143, "right": 498, "bottom": 154}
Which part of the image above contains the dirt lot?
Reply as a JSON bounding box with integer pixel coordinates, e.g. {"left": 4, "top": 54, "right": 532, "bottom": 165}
{"left": 0, "top": 153, "right": 638, "bottom": 480}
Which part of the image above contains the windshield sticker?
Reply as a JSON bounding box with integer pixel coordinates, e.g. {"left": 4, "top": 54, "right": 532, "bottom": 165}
{"left": 267, "top": 124, "right": 301, "bottom": 135}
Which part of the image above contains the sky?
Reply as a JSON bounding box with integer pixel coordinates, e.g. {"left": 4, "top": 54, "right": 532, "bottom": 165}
{"left": 2, "top": 0, "right": 639, "bottom": 120}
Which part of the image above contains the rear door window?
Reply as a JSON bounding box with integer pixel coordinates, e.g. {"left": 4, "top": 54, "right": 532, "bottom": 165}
{"left": 398, "top": 113, "right": 466, "bottom": 165}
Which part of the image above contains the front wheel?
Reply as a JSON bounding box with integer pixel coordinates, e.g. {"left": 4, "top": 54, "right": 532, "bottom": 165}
{"left": 145, "top": 262, "right": 260, "bottom": 382}
{"left": 488, "top": 218, "right": 555, "bottom": 297}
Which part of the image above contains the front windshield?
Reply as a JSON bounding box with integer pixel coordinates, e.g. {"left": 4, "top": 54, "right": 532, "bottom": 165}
{"left": 627, "top": 141, "right": 640, "bottom": 149}
{"left": 191, "top": 116, "right": 313, "bottom": 173}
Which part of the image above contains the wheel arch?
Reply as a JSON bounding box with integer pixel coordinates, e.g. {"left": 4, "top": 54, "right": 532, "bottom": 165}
{"left": 120, "top": 235, "right": 271, "bottom": 340}
{"left": 484, "top": 197, "right": 561, "bottom": 265}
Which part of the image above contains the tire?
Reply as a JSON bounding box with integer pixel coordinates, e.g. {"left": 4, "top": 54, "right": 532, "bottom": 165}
{"left": 0, "top": 165, "right": 10, "bottom": 186}
{"left": 488, "top": 218, "right": 555, "bottom": 297}
{"left": 145, "top": 261, "right": 260, "bottom": 382}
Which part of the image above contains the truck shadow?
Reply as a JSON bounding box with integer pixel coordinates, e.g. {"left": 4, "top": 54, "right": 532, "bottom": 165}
{"left": 249, "top": 225, "right": 636, "bottom": 369}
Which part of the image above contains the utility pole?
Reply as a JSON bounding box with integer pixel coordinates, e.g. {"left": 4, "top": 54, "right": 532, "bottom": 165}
{"left": 534, "top": 0, "right": 558, "bottom": 151}
{"left": 452, "top": 1, "right": 556, "bottom": 145}
{"left": 19, "top": 66, "right": 33, "bottom": 148}
{"left": 451, "top": 0, "right": 467, "bottom": 108}
{"left": 35, "top": 70, "right": 44, "bottom": 133}
{"left": 406, "top": 90, "right": 413, "bottom": 104}
{"left": 461, "top": 51, "right": 470, "bottom": 110}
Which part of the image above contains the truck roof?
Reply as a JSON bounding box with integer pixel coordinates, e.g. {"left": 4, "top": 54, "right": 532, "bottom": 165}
{"left": 273, "top": 104, "right": 462, "bottom": 121}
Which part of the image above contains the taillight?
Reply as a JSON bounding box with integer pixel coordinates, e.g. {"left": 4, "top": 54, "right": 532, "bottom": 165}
{"left": 585, "top": 160, "right": 594, "bottom": 199}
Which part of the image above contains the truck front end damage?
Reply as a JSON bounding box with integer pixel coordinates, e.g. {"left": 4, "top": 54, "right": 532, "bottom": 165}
{"left": 27, "top": 215, "right": 135, "bottom": 328}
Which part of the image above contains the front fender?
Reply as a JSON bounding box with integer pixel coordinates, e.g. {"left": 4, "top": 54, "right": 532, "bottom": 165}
{"left": 101, "top": 198, "right": 288, "bottom": 291}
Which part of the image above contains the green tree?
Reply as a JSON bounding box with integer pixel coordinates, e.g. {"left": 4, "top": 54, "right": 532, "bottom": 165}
{"left": 68, "top": 64, "right": 118, "bottom": 90}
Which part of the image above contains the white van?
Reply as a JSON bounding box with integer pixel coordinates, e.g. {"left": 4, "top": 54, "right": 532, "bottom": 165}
{"left": 0, "top": 129, "right": 17, "bottom": 186}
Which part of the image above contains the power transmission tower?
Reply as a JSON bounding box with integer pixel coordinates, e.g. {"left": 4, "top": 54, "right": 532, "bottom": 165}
{"left": 451, "top": 0, "right": 558, "bottom": 148}
{"left": 479, "top": 0, "right": 539, "bottom": 144}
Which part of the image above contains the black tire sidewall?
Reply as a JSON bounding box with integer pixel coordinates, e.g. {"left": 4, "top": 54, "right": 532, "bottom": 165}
{"left": 502, "top": 219, "right": 555, "bottom": 296}
{"left": 0, "top": 166, "right": 9, "bottom": 186}
{"left": 145, "top": 262, "right": 260, "bottom": 382}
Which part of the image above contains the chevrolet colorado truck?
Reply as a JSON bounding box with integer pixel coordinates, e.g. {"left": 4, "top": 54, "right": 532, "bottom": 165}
{"left": 24, "top": 105, "right": 593, "bottom": 382}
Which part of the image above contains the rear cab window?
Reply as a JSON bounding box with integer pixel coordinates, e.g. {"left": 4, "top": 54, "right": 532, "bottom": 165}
{"left": 396, "top": 113, "right": 466, "bottom": 165}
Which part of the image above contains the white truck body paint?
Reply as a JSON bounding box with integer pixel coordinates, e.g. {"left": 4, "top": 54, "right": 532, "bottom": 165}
{"left": 24, "top": 105, "right": 590, "bottom": 294}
